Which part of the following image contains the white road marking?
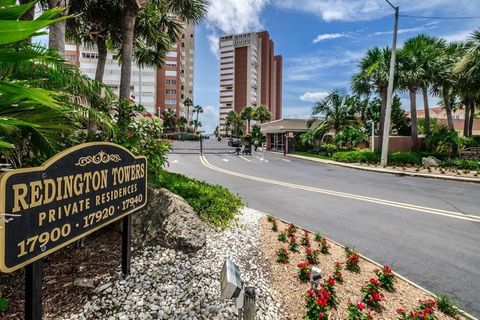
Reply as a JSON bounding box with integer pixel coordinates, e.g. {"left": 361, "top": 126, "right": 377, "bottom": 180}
{"left": 171, "top": 159, "right": 179, "bottom": 163}
{"left": 282, "top": 159, "right": 291, "bottom": 162}
{"left": 222, "top": 159, "right": 229, "bottom": 162}
{"left": 253, "top": 155, "right": 269, "bottom": 163}
{"left": 199, "top": 156, "right": 480, "bottom": 223}
{"left": 239, "top": 155, "right": 253, "bottom": 162}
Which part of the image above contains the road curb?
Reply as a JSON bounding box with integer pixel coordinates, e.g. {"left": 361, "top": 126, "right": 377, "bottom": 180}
{"left": 267, "top": 215, "right": 477, "bottom": 320}
{"left": 285, "top": 153, "right": 480, "bottom": 184}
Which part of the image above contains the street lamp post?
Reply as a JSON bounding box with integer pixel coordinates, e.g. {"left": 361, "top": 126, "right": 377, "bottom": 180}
{"left": 380, "top": 0, "right": 399, "bottom": 166}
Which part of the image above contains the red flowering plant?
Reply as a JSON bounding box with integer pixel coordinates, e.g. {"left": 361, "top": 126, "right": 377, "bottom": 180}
{"left": 305, "top": 247, "right": 320, "bottom": 265}
{"left": 319, "top": 236, "right": 331, "bottom": 254}
{"left": 301, "top": 231, "right": 311, "bottom": 247}
{"left": 271, "top": 219, "right": 278, "bottom": 232}
{"left": 287, "top": 223, "right": 298, "bottom": 237}
{"left": 298, "top": 262, "right": 312, "bottom": 282}
{"left": 333, "top": 262, "right": 344, "bottom": 284}
{"left": 305, "top": 288, "right": 330, "bottom": 320}
{"left": 276, "top": 248, "right": 289, "bottom": 263}
{"left": 396, "top": 299, "right": 437, "bottom": 320}
{"left": 361, "top": 278, "right": 385, "bottom": 309}
{"left": 345, "top": 247, "right": 361, "bottom": 273}
{"left": 289, "top": 236, "right": 299, "bottom": 252}
{"left": 321, "top": 276, "right": 338, "bottom": 308}
{"left": 374, "top": 266, "right": 396, "bottom": 292}
{"left": 278, "top": 231, "right": 287, "bottom": 242}
{"left": 347, "top": 302, "right": 372, "bottom": 320}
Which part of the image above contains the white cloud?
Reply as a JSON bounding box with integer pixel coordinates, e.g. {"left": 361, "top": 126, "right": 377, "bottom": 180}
{"left": 276, "top": 0, "right": 480, "bottom": 22}
{"left": 373, "top": 27, "right": 430, "bottom": 36}
{"left": 206, "top": 0, "right": 269, "bottom": 34}
{"left": 205, "top": 0, "right": 269, "bottom": 57}
{"left": 313, "top": 33, "right": 346, "bottom": 43}
{"left": 207, "top": 34, "right": 220, "bottom": 58}
{"left": 442, "top": 29, "right": 472, "bottom": 42}
{"left": 283, "top": 106, "right": 312, "bottom": 119}
{"left": 284, "top": 50, "right": 365, "bottom": 82}
{"left": 299, "top": 91, "right": 329, "bottom": 102}
{"left": 199, "top": 105, "right": 219, "bottom": 134}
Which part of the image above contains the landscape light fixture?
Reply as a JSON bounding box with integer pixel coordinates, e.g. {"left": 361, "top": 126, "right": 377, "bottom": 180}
{"left": 380, "top": 0, "right": 400, "bottom": 166}
{"left": 367, "top": 120, "right": 375, "bottom": 152}
{"left": 310, "top": 266, "right": 322, "bottom": 289}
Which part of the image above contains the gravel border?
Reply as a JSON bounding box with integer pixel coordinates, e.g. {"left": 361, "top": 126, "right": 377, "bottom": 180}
{"left": 60, "top": 208, "right": 282, "bottom": 320}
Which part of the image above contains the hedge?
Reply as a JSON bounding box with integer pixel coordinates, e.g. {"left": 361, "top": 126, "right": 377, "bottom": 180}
{"left": 150, "top": 171, "right": 243, "bottom": 228}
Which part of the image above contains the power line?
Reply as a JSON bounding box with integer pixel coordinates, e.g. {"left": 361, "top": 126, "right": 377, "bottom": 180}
{"left": 400, "top": 14, "right": 480, "bottom": 20}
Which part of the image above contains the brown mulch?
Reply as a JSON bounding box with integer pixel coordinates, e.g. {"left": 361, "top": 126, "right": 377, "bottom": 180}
{"left": 0, "top": 229, "right": 122, "bottom": 320}
{"left": 259, "top": 217, "right": 457, "bottom": 320}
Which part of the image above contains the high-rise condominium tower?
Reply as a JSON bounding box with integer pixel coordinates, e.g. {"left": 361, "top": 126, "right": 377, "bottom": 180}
{"left": 218, "top": 31, "right": 282, "bottom": 134}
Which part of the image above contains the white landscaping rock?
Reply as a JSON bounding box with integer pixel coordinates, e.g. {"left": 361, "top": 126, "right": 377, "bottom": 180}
{"left": 61, "top": 208, "right": 283, "bottom": 320}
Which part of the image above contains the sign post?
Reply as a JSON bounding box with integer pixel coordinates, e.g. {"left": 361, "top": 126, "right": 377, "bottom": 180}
{"left": 0, "top": 142, "right": 147, "bottom": 318}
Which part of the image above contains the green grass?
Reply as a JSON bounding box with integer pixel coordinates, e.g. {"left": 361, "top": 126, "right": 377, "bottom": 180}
{"left": 295, "top": 151, "right": 334, "bottom": 160}
{"left": 435, "top": 295, "right": 459, "bottom": 317}
{"left": 150, "top": 171, "right": 243, "bottom": 228}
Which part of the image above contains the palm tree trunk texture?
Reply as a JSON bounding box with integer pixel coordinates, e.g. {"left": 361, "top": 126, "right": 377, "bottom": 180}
{"left": 95, "top": 37, "right": 108, "bottom": 82}
{"left": 422, "top": 87, "right": 430, "bottom": 135}
{"left": 119, "top": 3, "right": 138, "bottom": 101}
{"left": 469, "top": 103, "right": 475, "bottom": 136}
{"left": 48, "top": 0, "right": 69, "bottom": 54}
{"left": 378, "top": 89, "right": 387, "bottom": 152}
{"left": 19, "top": 0, "right": 35, "bottom": 21}
{"left": 443, "top": 89, "right": 454, "bottom": 131}
{"left": 463, "top": 100, "right": 471, "bottom": 137}
{"left": 409, "top": 89, "right": 419, "bottom": 151}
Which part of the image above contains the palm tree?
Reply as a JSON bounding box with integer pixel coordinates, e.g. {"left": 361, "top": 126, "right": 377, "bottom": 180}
{"left": 241, "top": 106, "right": 255, "bottom": 134}
{"left": 45, "top": 0, "right": 70, "bottom": 53}
{"left": 352, "top": 47, "right": 393, "bottom": 151}
{"left": 0, "top": 1, "right": 115, "bottom": 166}
{"left": 308, "top": 90, "right": 358, "bottom": 140}
{"left": 119, "top": 0, "right": 207, "bottom": 101}
{"left": 432, "top": 42, "right": 463, "bottom": 132}
{"left": 225, "top": 111, "right": 242, "bottom": 138}
{"left": 192, "top": 105, "right": 203, "bottom": 134}
{"left": 177, "top": 116, "right": 188, "bottom": 132}
{"left": 190, "top": 119, "right": 202, "bottom": 133}
{"left": 162, "top": 109, "right": 177, "bottom": 133}
{"left": 254, "top": 105, "right": 271, "bottom": 123}
{"left": 455, "top": 29, "right": 480, "bottom": 136}
{"left": 183, "top": 97, "right": 193, "bottom": 123}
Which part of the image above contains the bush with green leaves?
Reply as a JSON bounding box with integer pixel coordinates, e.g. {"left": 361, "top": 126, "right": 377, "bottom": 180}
{"left": 426, "top": 124, "right": 464, "bottom": 154}
{"left": 151, "top": 171, "right": 242, "bottom": 228}
{"left": 435, "top": 295, "right": 459, "bottom": 317}
{"left": 332, "top": 150, "right": 380, "bottom": 163}
{"left": 333, "top": 127, "right": 368, "bottom": 150}
{"left": 462, "top": 135, "right": 480, "bottom": 148}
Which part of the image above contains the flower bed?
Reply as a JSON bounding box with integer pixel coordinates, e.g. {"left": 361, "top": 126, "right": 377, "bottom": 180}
{"left": 259, "top": 218, "right": 459, "bottom": 320}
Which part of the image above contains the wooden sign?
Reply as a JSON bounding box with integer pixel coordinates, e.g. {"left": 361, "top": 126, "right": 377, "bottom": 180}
{"left": 460, "top": 147, "right": 480, "bottom": 160}
{"left": 0, "top": 142, "right": 147, "bottom": 273}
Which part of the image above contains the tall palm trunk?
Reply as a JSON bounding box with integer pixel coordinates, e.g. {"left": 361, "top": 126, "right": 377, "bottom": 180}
{"left": 469, "top": 102, "right": 475, "bottom": 136}
{"left": 442, "top": 89, "right": 454, "bottom": 131}
{"left": 378, "top": 88, "right": 387, "bottom": 152}
{"left": 48, "top": 0, "right": 69, "bottom": 54}
{"left": 463, "top": 100, "right": 471, "bottom": 137}
{"left": 95, "top": 37, "right": 108, "bottom": 82}
{"left": 119, "top": 1, "right": 140, "bottom": 101}
{"left": 422, "top": 87, "right": 430, "bottom": 135}
{"left": 409, "top": 88, "right": 419, "bottom": 151}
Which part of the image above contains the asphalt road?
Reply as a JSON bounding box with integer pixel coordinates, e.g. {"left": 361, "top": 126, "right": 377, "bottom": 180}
{"left": 168, "top": 150, "right": 480, "bottom": 317}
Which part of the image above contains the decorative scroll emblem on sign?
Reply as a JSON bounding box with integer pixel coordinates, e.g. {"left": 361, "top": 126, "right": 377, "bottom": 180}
{"left": 75, "top": 151, "right": 122, "bottom": 166}
{"left": 0, "top": 142, "right": 147, "bottom": 273}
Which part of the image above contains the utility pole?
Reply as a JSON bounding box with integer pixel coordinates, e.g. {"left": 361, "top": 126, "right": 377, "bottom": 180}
{"left": 380, "top": 1, "right": 399, "bottom": 166}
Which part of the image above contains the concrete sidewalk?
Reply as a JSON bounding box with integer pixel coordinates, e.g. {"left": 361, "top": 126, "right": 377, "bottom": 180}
{"left": 286, "top": 153, "right": 480, "bottom": 184}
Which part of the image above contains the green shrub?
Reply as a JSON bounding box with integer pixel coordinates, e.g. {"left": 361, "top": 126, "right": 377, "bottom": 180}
{"left": 333, "top": 127, "right": 368, "bottom": 150}
{"left": 332, "top": 150, "right": 380, "bottom": 163}
{"left": 0, "top": 297, "right": 7, "bottom": 312}
{"left": 441, "top": 159, "right": 480, "bottom": 171}
{"left": 435, "top": 295, "right": 459, "bottom": 317}
{"left": 319, "top": 143, "right": 338, "bottom": 155}
{"left": 462, "top": 135, "right": 480, "bottom": 148}
{"left": 151, "top": 171, "right": 242, "bottom": 228}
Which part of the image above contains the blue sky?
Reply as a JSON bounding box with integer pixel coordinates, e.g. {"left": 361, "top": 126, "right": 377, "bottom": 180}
{"left": 195, "top": 0, "right": 480, "bottom": 133}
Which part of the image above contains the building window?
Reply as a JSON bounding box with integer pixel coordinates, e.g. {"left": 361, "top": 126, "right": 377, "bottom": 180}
{"left": 166, "top": 51, "right": 177, "bottom": 58}
{"left": 165, "top": 99, "right": 177, "bottom": 105}
{"left": 166, "top": 89, "right": 176, "bottom": 95}
{"left": 82, "top": 52, "right": 98, "bottom": 59}
{"left": 166, "top": 61, "right": 177, "bottom": 67}
{"left": 166, "top": 70, "right": 177, "bottom": 76}
{"left": 166, "top": 80, "right": 177, "bottom": 85}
